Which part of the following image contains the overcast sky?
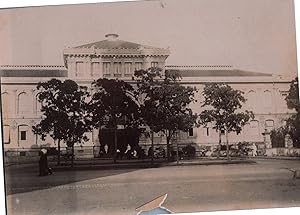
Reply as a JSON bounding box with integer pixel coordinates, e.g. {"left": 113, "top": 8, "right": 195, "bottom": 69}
{"left": 0, "top": 0, "right": 297, "bottom": 77}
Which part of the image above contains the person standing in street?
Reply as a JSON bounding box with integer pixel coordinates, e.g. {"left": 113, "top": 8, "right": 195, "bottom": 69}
{"left": 39, "top": 149, "right": 52, "bottom": 176}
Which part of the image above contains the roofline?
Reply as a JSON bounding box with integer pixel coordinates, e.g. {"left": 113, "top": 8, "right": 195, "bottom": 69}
{"left": 0, "top": 65, "right": 66, "bottom": 70}
{"left": 166, "top": 65, "right": 233, "bottom": 69}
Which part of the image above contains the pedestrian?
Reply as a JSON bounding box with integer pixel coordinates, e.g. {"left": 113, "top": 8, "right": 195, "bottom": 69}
{"left": 132, "top": 149, "right": 137, "bottom": 159}
{"left": 252, "top": 143, "right": 257, "bottom": 157}
{"left": 104, "top": 144, "right": 109, "bottom": 154}
{"left": 116, "top": 148, "right": 121, "bottom": 160}
{"left": 39, "top": 149, "right": 52, "bottom": 176}
{"left": 148, "top": 147, "right": 153, "bottom": 158}
{"left": 125, "top": 144, "right": 131, "bottom": 159}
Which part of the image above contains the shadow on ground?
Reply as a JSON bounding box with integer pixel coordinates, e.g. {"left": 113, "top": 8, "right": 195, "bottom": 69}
{"left": 4, "top": 161, "right": 158, "bottom": 195}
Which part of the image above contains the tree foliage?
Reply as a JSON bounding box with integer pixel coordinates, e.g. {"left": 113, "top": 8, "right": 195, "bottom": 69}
{"left": 199, "top": 83, "right": 254, "bottom": 159}
{"left": 285, "top": 77, "right": 300, "bottom": 111}
{"left": 270, "top": 127, "right": 286, "bottom": 148}
{"left": 284, "top": 77, "right": 300, "bottom": 148}
{"left": 90, "top": 78, "right": 141, "bottom": 162}
{"left": 32, "top": 79, "right": 93, "bottom": 166}
{"left": 90, "top": 78, "right": 141, "bottom": 129}
{"left": 134, "top": 68, "right": 198, "bottom": 160}
{"left": 199, "top": 83, "right": 253, "bottom": 133}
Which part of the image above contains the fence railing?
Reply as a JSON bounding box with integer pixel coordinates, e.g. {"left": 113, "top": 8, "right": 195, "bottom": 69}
{"left": 3, "top": 141, "right": 268, "bottom": 159}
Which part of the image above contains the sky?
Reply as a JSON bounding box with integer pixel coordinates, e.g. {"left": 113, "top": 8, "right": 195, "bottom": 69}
{"left": 0, "top": 0, "right": 297, "bottom": 77}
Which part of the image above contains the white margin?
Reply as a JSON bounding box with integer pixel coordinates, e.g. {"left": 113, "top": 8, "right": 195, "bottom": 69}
{"left": 0, "top": 1, "right": 299, "bottom": 215}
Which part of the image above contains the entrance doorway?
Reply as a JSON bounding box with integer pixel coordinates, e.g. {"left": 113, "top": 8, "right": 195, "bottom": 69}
{"left": 99, "top": 128, "right": 140, "bottom": 158}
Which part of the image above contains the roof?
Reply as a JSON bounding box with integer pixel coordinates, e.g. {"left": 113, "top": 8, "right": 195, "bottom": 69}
{"left": 0, "top": 65, "right": 67, "bottom": 77}
{"left": 165, "top": 66, "right": 273, "bottom": 77}
{"left": 76, "top": 39, "right": 151, "bottom": 49}
{"left": 75, "top": 34, "right": 162, "bottom": 50}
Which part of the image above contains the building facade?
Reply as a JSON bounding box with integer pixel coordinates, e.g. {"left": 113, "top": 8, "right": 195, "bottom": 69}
{"left": 0, "top": 34, "right": 296, "bottom": 156}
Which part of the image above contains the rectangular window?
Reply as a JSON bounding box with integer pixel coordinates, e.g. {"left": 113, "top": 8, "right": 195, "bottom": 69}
{"left": 91, "top": 62, "right": 99, "bottom": 77}
{"left": 113, "top": 62, "right": 122, "bottom": 77}
{"left": 265, "top": 120, "right": 274, "bottom": 127}
{"left": 249, "top": 120, "right": 260, "bottom": 136}
{"left": 188, "top": 128, "right": 194, "bottom": 137}
{"left": 265, "top": 120, "right": 274, "bottom": 132}
{"left": 124, "top": 62, "right": 133, "bottom": 76}
{"left": 76, "top": 62, "right": 84, "bottom": 77}
{"left": 151, "top": 62, "right": 158, "bottom": 68}
{"left": 20, "top": 131, "right": 27, "bottom": 140}
{"left": 135, "top": 62, "right": 143, "bottom": 71}
{"left": 103, "top": 62, "right": 111, "bottom": 77}
{"left": 206, "top": 128, "right": 209, "bottom": 136}
{"left": 4, "top": 125, "right": 10, "bottom": 144}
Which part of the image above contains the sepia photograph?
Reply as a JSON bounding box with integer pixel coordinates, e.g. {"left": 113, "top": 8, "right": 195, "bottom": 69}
{"left": 0, "top": 0, "right": 300, "bottom": 214}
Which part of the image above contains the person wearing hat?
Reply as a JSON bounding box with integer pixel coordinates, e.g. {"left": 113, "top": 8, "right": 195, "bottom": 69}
{"left": 39, "top": 149, "right": 52, "bottom": 176}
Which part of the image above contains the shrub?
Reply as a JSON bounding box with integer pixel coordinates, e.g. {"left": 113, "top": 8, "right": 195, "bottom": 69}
{"left": 230, "top": 142, "right": 253, "bottom": 157}
{"left": 182, "top": 144, "right": 196, "bottom": 159}
{"left": 271, "top": 128, "right": 287, "bottom": 148}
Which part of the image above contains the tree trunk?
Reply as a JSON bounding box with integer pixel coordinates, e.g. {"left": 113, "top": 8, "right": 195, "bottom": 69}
{"left": 226, "top": 130, "right": 230, "bottom": 161}
{"left": 57, "top": 139, "right": 61, "bottom": 165}
{"left": 176, "top": 132, "right": 179, "bottom": 165}
{"left": 151, "top": 130, "right": 154, "bottom": 166}
{"left": 71, "top": 144, "right": 74, "bottom": 168}
{"left": 166, "top": 131, "right": 171, "bottom": 161}
{"left": 113, "top": 127, "right": 117, "bottom": 164}
{"left": 218, "top": 130, "right": 221, "bottom": 159}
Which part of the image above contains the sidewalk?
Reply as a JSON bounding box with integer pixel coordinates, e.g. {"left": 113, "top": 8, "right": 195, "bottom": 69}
{"left": 50, "top": 158, "right": 257, "bottom": 171}
{"left": 167, "top": 158, "right": 256, "bottom": 167}
{"left": 5, "top": 156, "right": 300, "bottom": 171}
{"left": 250, "top": 156, "right": 300, "bottom": 160}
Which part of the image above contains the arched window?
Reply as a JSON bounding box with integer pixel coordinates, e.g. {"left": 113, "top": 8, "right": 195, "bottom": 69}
{"left": 204, "top": 122, "right": 212, "bottom": 137}
{"left": 263, "top": 90, "right": 272, "bottom": 110}
{"left": 247, "top": 91, "right": 256, "bottom": 110}
{"left": 1, "top": 92, "right": 12, "bottom": 117}
{"left": 3, "top": 125, "right": 10, "bottom": 144}
{"left": 248, "top": 120, "right": 260, "bottom": 136}
{"left": 279, "top": 91, "right": 288, "bottom": 110}
{"left": 36, "top": 93, "right": 42, "bottom": 114}
{"left": 18, "top": 92, "right": 32, "bottom": 114}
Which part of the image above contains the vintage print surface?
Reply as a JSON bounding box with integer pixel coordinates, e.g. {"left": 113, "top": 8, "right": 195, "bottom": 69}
{"left": 0, "top": 0, "right": 299, "bottom": 215}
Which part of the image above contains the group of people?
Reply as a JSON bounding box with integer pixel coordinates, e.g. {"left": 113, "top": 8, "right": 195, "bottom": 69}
{"left": 99, "top": 143, "right": 139, "bottom": 159}
{"left": 116, "top": 144, "right": 139, "bottom": 159}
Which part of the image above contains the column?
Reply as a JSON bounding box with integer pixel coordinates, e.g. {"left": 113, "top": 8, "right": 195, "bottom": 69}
{"left": 13, "top": 90, "right": 18, "bottom": 117}
{"left": 98, "top": 58, "right": 103, "bottom": 78}
{"left": 263, "top": 129, "right": 273, "bottom": 156}
{"left": 92, "top": 129, "right": 100, "bottom": 157}
{"left": 68, "top": 57, "right": 76, "bottom": 79}
{"left": 144, "top": 56, "right": 151, "bottom": 69}
{"left": 31, "top": 89, "right": 36, "bottom": 116}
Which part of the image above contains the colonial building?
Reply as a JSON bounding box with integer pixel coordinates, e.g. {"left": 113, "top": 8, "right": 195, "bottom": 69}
{"left": 0, "top": 34, "right": 296, "bottom": 157}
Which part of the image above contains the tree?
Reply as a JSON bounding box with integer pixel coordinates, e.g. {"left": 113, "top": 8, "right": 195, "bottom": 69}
{"left": 284, "top": 77, "right": 300, "bottom": 148}
{"left": 32, "top": 79, "right": 92, "bottom": 167}
{"left": 90, "top": 78, "right": 141, "bottom": 163}
{"left": 270, "top": 127, "right": 286, "bottom": 148}
{"left": 134, "top": 68, "right": 198, "bottom": 161}
{"left": 285, "top": 77, "right": 299, "bottom": 111}
{"left": 199, "top": 83, "right": 254, "bottom": 160}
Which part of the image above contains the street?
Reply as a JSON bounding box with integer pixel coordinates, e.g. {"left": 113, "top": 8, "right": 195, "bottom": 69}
{"left": 4, "top": 159, "right": 300, "bottom": 215}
